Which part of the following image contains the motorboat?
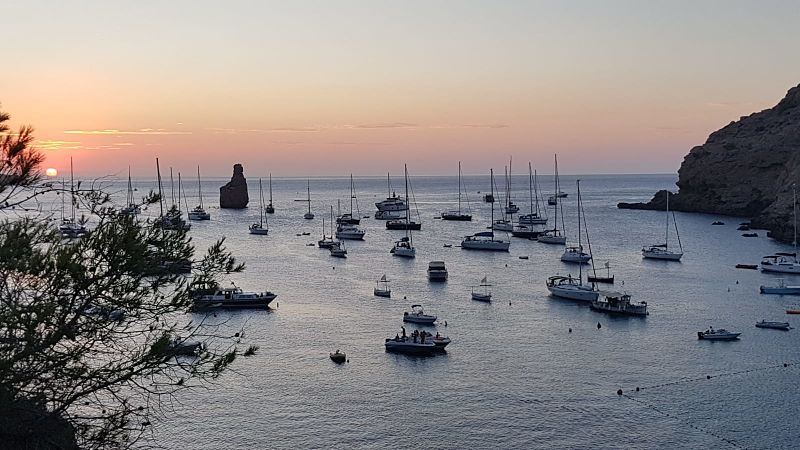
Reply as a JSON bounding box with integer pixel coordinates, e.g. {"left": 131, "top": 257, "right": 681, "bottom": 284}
{"left": 537, "top": 230, "right": 566, "bottom": 244}
{"left": 561, "top": 245, "right": 591, "bottom": 263}
{"left": 374, "top": 210, "right": 405, "bottom": 220}
{"left": 462, "top": 231, "right": 511, "bottom": 251}
{"left": 759, "top": 278, "right": 800, "bottom": 295}
{"left": 374, "top": 275, "right": 391, "bottom": 297}
{"left": 249, "top": 178, "right": 269, "bottom": 235}
{"left": 420, "top": 330, "right": 451, "bottom": 350}
{"left": 642, "top": 192, "right": 683, "bottom": 261}
{"left": 483, "top": 193, "right": 495, "bottom": 203}
{"left": 788, "top": 309, "right": 800, "bottom": 315}
{"left": 755, "top": 320, "right": 791, "bottom": 330}
{"left": 375, "top": 173, "right": 408, "bottom": 212}
{"left": 441, "top": 161, "right": 472, "bottom": 221}
{"left": 329, "top": 241, "right": 347, "bottom": 258}
{"left": 546, "top": 275, "right": 598, "bottom": 302}
{"left": 547, "top": 195, "right": 557, "bottom": 206}
{"left": 385, "top": 334, "right": 438, "bottom": 355}
{"left": 697, "top": 328, "right": 740, "bottom": 340}
{"left": 169, "top": 337, "right": 204, "bottom": 356}
{"left": 303, "top": 180, "right": 314, "bottom": 219}
{"left": 193, "top": 285, "right": 277, "bottom": 309}
{"left": 760, "top": 253, "right": 800, "bottom": 274}
{"left": 391, "top": 236, "right": 416, "bottom": 258}
{"left": 403, "top": 304, "right": 437, "bottom": 324}
{"left": 471, "top": 276, "right": 492, "bottom": 301}
{"left": 590, "top": 292, "right": 648, "bottom": 316}
{"left": 386, "top": 219, "right": 421, "bottom": 230}
{"left": 330, "top": 350, "right": 346, "bottom": 363}
{"left": 427, "top": 261, "right": 448, "bottom": 281}
{"left": 336, "top": 223, "right": 365, "bottom": 240}
{"left": 187, "top": 166, "right": 210, "bottom": 220}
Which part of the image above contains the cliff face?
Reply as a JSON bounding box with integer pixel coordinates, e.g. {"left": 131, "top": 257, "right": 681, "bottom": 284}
{"left": 619, "top": 84, "right": 800, "bottom": 242}
{"left": 219, "top": 164, "right": 249, "bottom": 209}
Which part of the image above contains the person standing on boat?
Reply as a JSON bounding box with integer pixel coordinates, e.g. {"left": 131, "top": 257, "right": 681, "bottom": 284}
{"left": 401, "top": 326, "right": 406, "bottom": 339}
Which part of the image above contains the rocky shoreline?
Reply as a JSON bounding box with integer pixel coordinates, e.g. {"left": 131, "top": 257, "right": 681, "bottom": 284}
{"left": 619, "top": 83, "right": 800, "bottom": 242}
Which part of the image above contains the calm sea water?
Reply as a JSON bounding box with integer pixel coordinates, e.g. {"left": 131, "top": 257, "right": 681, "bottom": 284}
{"left": 60, "top": 173, "right": 800, "bottom": 449}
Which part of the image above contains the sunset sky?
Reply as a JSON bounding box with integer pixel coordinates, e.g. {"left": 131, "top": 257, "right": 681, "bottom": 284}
{"left": 2, "top": 1, "right": 799, "bottom": 177}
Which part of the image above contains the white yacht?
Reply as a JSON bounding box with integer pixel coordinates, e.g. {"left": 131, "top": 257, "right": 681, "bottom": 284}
{"left": 759, "top": 278, "right": 800, "bottom": 294}
{"left": 303, "top": 180, "right": 315, "bottom": 219}
{"left": 336, "top": 223, "right": 365, "bottom": 240}
{"left": 590, "top": 292, "right": 648, "bottom": 316}
{"left": 374, "top": 275, "right": 391, "bottom": 297}
{"left": 249, "top": 178, "right": 269, "bottom": 235}
{"left": 697, "top": 328, "right": 740, "bottom": 340}
{"left": 389, "top": 164, "right": 417, "bottom": 258}
{"left": 546, "top": 275, "right": 599, "bottom": 302}
{"left": 375, "top": 172, "right": 408, "bottom": 212}
{"left": 504, "top": 157, "right": 519, "bottom": 215}
{"left": 471, "top": 276, "right": 492, "bottom": 302}
{"left": 187, "top": 166, "right": 210, "bottom": 220}
{"left": 427, "top": 261, "right": 448, "bottom": 281}
{"left": 561, "top": 245, "right": 591, "bottom": 263}
{"left": 462, "top": 168, "right": 510, "bottom": 251}
{"left": 403, "top": 305, "right": 437, "bottom": 324}
{"left": 441, "top": 161, "right": 472, "bottom": 221}
{"left": 193, "top": 285, "right": 277, "bottom": 308}
{"left": 642, "top": 192, "right": 683, "bottom": 261}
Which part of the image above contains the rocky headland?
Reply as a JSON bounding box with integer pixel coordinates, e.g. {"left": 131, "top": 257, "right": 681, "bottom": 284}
{"left": 219, "top": 163, "right": 249, "bottom": 209}
{"left": 619, "top": 83, "right": 800, "bottom": 242}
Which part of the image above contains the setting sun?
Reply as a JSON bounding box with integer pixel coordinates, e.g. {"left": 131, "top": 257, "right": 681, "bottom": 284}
{"left": 45, "top": 168, "right": 58, "bottom": 177}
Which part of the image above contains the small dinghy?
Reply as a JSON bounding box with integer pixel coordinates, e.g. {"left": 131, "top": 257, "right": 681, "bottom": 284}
{"left": 374, "top": 275, "right": 391, "bottom": 298}
{"left": 697, "top": 327, "right": 740, "bottom": 340}
{"left": 471, "top": 276, "right": 492, "bottom": 302}
{"left": 742, "top": 233, "right": 758, "bottom": 237}
{"left": 712, "top": 221, "right": 724, "bottom": 225}
{"left": 330, "top": 350, "right": 346, "bottom": 363}
{"left": 735, "top": 264, "right": 758, "bottom": 270}
{"left": 787, "top": 309, "right": 800, "bottom": 315}
{"left": 403, "top": 305, "right": 437, "bottom": 324}
{"left": 755, "top": 320, "right": 791, "bottom": 330}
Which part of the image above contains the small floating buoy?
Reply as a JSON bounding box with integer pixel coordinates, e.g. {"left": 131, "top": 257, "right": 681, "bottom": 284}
{"left": 617, "top": 389, "right": 623, "bottom": 396}
{"left": 736, "top": 280, "right": 739, "bottom": 284}
{"left": 509, "top": 301, "right": 511, "bottom": 305}
{"left": 597, "top": 322, "right": 602, "bottom": 329}
{"left": 505, "top": 264, "right": 508, "bottom": 268}
{"left": 635, "top": 387, "right": 640, "bottom": 392}
{"left": 276, "top": 302, "right": 279, "bottom": 308}
{"left": 727, "top": 288, "right": 730, "bottom": 292}
{"left": 568, "top": 328, "right": 572, "bottom": 333}
{"left": 444, "top": 320, "right": 448, "bottom": 326}
{"left": 404, "top": 296, "right": 407, "bottom": 300}
{"left": 785, "top": 363, "right": 789, "bottom": 367}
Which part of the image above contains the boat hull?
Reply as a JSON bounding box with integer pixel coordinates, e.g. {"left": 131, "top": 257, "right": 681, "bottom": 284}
{"left": 755, "top": 321, "right": 790, "bottom": 330}
{"left": 195, "top": 294, "right": 277, "bottom": 309}
{"left": 441, "top": 213, "right": 472, "bottom": 221}
{"left": 386, "top": 221, "right": 421, "bottom": 230}
{"left": 760, "top": 286, "right": 800, "bottom": 295}
{"left": 461, "top": 240, "right": 510, "bottom": 251}
{"left": 697, "top": 333, "right": 740, "bottom": 340}
{"left": 374, "top": 289, "right": 391, "bottom": 298}
{"left": 642, "top": 250, "right": 683, "bottom": 261}
{"left": 547, "top": 285, "right": 599, "bottom": 302}
{"left": 538, "top": 235, "right": 566, "bottom": 245}
{"left": 760, "top": 263, "right": 800, "bottom": 274}
{"left": 384, "top": 340, "right": 437, "bottom": 355}
{"left": 471, "top": 293, "right": 492, "bottom": 302}
{"left": 590, "top": 302, "right": 647, "bottom": 316}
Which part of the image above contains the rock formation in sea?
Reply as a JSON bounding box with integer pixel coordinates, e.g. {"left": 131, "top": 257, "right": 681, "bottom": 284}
{"left": 619, "top": 83, "right": 800, "bottom": 242}
{"left": 219, "top": 164, "right": 249, "bottom": 209}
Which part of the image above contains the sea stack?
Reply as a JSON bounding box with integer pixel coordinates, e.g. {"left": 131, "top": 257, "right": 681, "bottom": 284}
{"left": 619, "top": 83, "right": 800, "bottom": 242}
{"left": 219, "top": 163, "right": 249, "bottom": 209}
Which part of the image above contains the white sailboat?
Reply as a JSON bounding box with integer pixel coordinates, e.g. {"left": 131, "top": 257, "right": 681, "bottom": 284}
{"left": 642, "top": 191, "right": 683, "bottom": 260}
{"left": 328, "top": 206, "right": 347, "bottom": 257}
{"left": 471, "top": 276, "right": 492, "bottom": 302}
{"left": 561, "top": 180, "right": 591, "bottom": 264}
{"left": 249, "top": 178, "right": 269, "bottom": 235}
{"left": 547, "top": 180, "right": 598, "bottom": 302}
{"left": 303, "top": 180, "right": 314, "bottom": 220}
{"left": 761, "top": 184, "right": 800, "bottom": 273}
{"left": 518, "top": 163, "right": 547, "bottom": 225}
{"left": 188, "top": 166, "right": 210, "bottom": 220}
{"left": 461, "top": 168, "right": 510, "bottom": 251}
{"left": 318, "top": 208, "right": 336, "bottom": 248}
{"left": 492, "top": 166, "right": 513, "bottom": 231}
{"left": 391, "top": 164, "right": 417, "bottom": 258}
{"left": 538, "top": 155, "right": 566, "bottom": 244}
{"left": 265, "top": 173, "right": 275, "bottom": 214}
{"left": 441, "top": 161, "right": 472, "bottom": 221}
{"left": 337, "top": 174, "right": 361, "bottom": 224}
{"left": 120, "top": 166, "right": 140, "bottom": 215}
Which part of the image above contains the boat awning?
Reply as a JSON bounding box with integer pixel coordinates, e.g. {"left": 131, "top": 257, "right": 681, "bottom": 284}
{"left": 411, "top": 304, "right": 422, "bottom": 308}
{"left": 473, "top": 231, "right": 494, "bottom": 237}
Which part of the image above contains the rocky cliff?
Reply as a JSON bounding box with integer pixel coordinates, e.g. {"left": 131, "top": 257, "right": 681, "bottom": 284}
{"left": 619, "top": 83, "right": 800, "bottom": 242}
{"left": 219, "top": 164, "right": 249, "bottom": 209}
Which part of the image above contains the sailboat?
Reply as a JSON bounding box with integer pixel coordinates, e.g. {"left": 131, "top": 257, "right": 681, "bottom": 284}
{"left": 561, "top": 180, "right": 591, "bottom": 263}
{"left": 505, "top": 157, "right": 519, "bottom": 215}
{"left": 375, "top": 172, "right": 407, "bottom": 219}
{"left": 303, "top": 180, "right": 314, "bottom": 220}
{"left": 265, "top": 174, "right": 275, "bottom": 214}
{"left": 121, "top": 166, "right": 140, "bottom": 215}
{"left": 492, "top": 166, "right": 513, "bottom": 231}
{"left": 328, "top": 206, "right": 347, "bottom": 257}
{"left": 471, "top": 276, "right": 492, "bottom": 302}
{"left": 153, "top": 159, "right": 190, "bottom": 231}
{"left": 374, "top": 275, "right": 391, "bottom": 297}
{"left": 546, "top": 182, "right": 599, "bottom": 302}
{"left": 587, "top": 261, "right": 615, "bottom": 284}
{"left": 318, "top": 207, "right": 336, "bottom": 248}
{"left": 761, "top": 184, "right": 800, "bottom": 273}
{"left": 337, "top": 175, "right": 361, "bottom": 225}
{"left": 642, "top": 192, "right": 683, "bottom": 261}
{"left": 391, "top": 164, "right": 417, "bottom": 258}
{"left": 461, "top": 169, "right": 510, "bottom": 251}
{"left": 441, "top": 161, "right": 472, "bottom": 221}
{"left": 518, "top": 163, "right": 547, "bottom": 225}
{"left": 59, "top": 157, "right": 89, "bottom": 239}
{"left": 188, "top": 166, "right": 210, "bottom": 220}
{"left": 538, "top": 155, "right": 567, "bottom": 245}
{"left": 249, "top": 179, "right": 269, "bottom": 235}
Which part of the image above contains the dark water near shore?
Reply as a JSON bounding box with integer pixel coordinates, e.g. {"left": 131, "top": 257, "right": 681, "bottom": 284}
{"left": 59, "top": 173, "right": 800, "bottom": 449}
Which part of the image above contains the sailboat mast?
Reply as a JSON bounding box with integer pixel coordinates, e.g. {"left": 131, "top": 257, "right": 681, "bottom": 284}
{"left": 528, "top": 162, "right": 534, "bottom": 215}
{"left": 457, "top": 161, "right": 462, "bottom": 213}
{"left": 127, "top": 166, "right": 133, "bottom": 205}
{"left": 577, "top": 180, "right": 583, "bottom": 284}
{"left": 179, "top": 172, "right": 189, "bottom": 213}
{"left": 665, "top": 192, "right": 670, "bottom": 250}
{"left": 269, "top": 174, "right": 273, "bottom": 204}
{"left": 794, "top": 184, "right": 798, "bottom": 253}
{"left": 507, "top": 156, "right": 513, "bottom": 209}
{"left": 490, "top": 168, "right": 495, "bottom": 238}
{"left": 307, "top": 180, "right": 311, "bottom": 214}
{"left": 553, "top": 155, "right": 559, "bottom": 232}
{"left": 534, "top": 169, "right": 541, "bottom": 216}
{"left": 70, "top": 157, "right": 76, "bottom": 221}
{"left": 350, "top": 174, "right": 354, "bottom": 215}
{"left": 169, "top": 168, "right": 175, "bottom": 208}
{"left": 259, "top": 178, "right": 264, "bottom": 227}
{"left": 197, "top": 166, "right": 203, "bottom": 208}
{"left": 156, "top": 158, "right": 164, "bottom": 216}
{"left": 405, "top": 164, "right": 412, "bottom": 246}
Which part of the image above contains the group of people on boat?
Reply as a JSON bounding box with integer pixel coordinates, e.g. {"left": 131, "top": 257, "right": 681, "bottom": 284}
{"left": 392, "top": 326, "right": 443, "bottom": 344}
